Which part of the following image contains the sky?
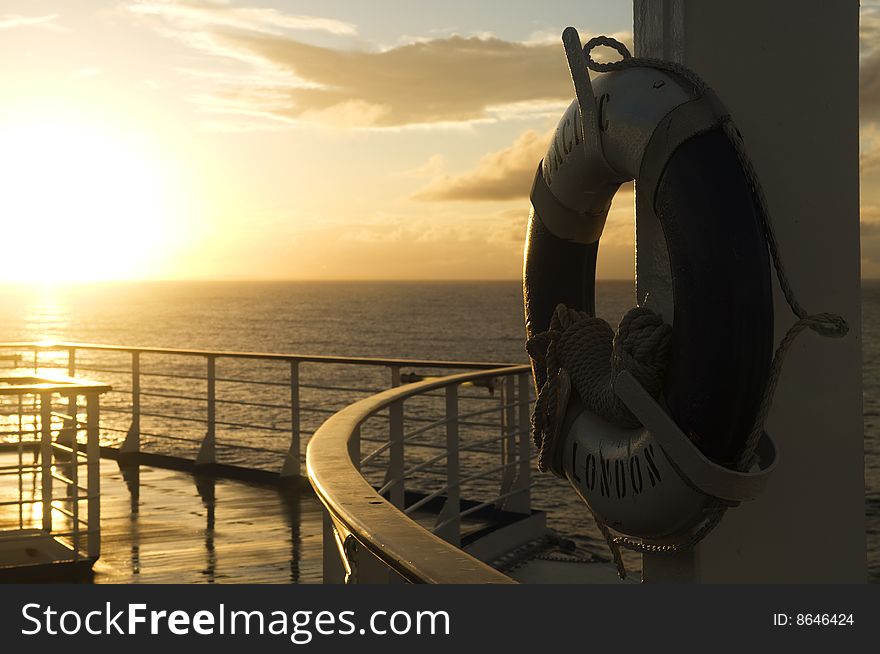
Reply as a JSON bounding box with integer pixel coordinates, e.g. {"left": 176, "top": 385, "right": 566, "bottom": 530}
{"left": 0, "top": 1, "right": 873, "bottom": 281}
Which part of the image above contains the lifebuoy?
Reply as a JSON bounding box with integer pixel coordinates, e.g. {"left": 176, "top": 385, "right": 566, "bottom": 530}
{"left": 524, "top": 32, "right": 776, "bottom": 542}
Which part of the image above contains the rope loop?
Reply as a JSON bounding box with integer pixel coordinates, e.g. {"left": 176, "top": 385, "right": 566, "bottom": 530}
{"left": 583, "top": 35, "right": 632, "bottom": 71}
{"left": 581, "top": 35, "right": 708, "bottom": 93}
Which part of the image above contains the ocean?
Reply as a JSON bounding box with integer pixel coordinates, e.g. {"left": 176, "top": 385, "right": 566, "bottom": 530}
{"left": 0, "top": 280, "right": 875, "bottom": 581}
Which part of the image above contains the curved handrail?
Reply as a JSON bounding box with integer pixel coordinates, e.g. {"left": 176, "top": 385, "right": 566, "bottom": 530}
{"left": 307, "top": 365, "right": 531, "bottom": 584}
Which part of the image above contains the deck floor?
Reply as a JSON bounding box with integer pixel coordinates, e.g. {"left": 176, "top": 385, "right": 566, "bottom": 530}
{"left": 0, "top": 455, "right": 324, "bottom": 584}
{"left": 0, "top": 452, "right": 626, "bottom": 584}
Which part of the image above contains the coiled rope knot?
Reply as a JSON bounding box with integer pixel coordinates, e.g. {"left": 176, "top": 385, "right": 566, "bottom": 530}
{"left": 527, "top": 303, "right": 671, "bottom": 475}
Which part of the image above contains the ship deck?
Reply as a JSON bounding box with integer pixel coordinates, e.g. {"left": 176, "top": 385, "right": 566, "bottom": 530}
{"left": 0, "top": 450, "right": 627, "bottom": 584}
{"left": 0, "top": 454, "right": 325, "bottom": 583}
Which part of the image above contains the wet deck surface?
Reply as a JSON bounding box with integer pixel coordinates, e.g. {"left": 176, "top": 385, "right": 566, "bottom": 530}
{"left": 0, "top": 455, "right": 324, "bottom": 583}
{"left": 0, "top": 451, "right": 623, "bottom": 585}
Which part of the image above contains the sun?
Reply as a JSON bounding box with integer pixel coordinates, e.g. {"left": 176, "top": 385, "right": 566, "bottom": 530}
{"left": 0, "top": 120, "right": 174, "bottom": 283}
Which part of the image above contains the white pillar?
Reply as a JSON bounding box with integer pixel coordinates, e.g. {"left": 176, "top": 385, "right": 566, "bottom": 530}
{"left": 634, "top": 0, "right": 865, "bottom": 582}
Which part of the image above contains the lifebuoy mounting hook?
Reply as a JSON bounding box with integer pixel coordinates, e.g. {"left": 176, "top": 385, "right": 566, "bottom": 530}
{"left": 613, "top": 371, "right": 778, "bottom": 503}
{"left": 562, "top": 27, "right": 614, "bottom": 175}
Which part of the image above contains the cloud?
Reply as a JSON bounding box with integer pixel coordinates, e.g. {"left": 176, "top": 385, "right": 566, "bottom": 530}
{"left": 396, "top": 154, "right": 446, "bottom": 179}
{"left": 486, "top": 207, "right": 540, "bottom": 249}
{"left": 412, "top": 126, "right": 636, "bottom": 204}
{"left": 397, "top": 125, "right": 635, "bottom": 279}
{"left": 0, "top": 14, "right": 65, "bottom": 31}
{"left": 203, "top": 33, "right": 575, "bottom": 128}
{"left": 299, "top": 99, "right": 392, "bottom": 128}
{"left": 128, "top": 0, "right": 357, "bottom": 37}
{"left": 132, "top": 6, "right": 631, "bottom": 129}
{"left": 413, "top": 129, "right": 552, "bottom": 201}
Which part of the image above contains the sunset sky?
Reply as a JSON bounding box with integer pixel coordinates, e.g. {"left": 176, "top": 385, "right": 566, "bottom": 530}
{"left": 0, "top": 1, "right": 875, "bottom": 281}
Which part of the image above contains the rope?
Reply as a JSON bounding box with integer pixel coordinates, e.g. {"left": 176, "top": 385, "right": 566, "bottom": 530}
{"left": 530, "top": 305, "right": 672, "bottom": 473}
{"left": 528, "top": 36, "right": 850, "bottom": 578}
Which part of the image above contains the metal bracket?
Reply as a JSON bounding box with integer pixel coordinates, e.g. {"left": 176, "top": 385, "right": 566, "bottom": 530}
{"left": 613, "top": 370, "right": 777, "bottom": 503}
{"left": 562, "top": 26, "right": 616, "bottom": 177}
{"left": 562, "top": 27, "right": 598, "bottom": 156}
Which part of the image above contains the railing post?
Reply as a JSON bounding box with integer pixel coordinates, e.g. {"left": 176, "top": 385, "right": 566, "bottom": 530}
{"left": 17, "top": 394, "right": 23, "bottom": 530}
{"left": 389, "top": 366, "right": 401, "bottom": 388}
{"left": 507, "top": 372, "right": 532, "bottom": 514}
{"left": 196, "top": 355, "right": 216, "bottom": 466}
{"left": 86, "top": 392, "right": 101, "bottom": 559}
{"left": 281, "top": 360, "right": 301, "bottom": 478}
{"left": 61, "top": 391, "right": 77, "bottom": 447}
{"left": 497, "top": 376, "right": 517, "bottom": 509}
{"left": 66, "top": 348, "right": 78, "bottom": 450}
{"left": 322, "top": 512, "right": 347, "bottom": 583}
{"left": 69, "top": 393, "right": 80, "bottom": 559}
{"left": 384, "top": 399, "right": 405, "bottom": 509}
{"left": 120, "top": 351, "right": 140, "bottom": 454}
{"left": 39, "top": 392, "right": 52, "bottom": 534}
{"left": 435, "top": 384, "right": 460, "bottom": 545}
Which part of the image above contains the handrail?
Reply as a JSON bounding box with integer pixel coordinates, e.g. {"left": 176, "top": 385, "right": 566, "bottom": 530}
{"left": 307, "top": 365, "right": 530, "bottom": 584}
{"left": 0, "top": 342, "right": 512, "bottom": 370}
{"left": 0, "top": 374, "right": 111, "bottom": 395}
{"left": 0, "top": 341, "right": 521, "bottom": 478}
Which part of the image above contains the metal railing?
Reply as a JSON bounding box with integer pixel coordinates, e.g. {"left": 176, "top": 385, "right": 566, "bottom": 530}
{"left": 0, "top": 343, "right": 512, "bottom": 478}
{"left": 307, "top": 365, "right": 534, "bottom": 584}
{"left": 0, "top": 375, "right": 109, "bottom": 565}
{"left": 0, "top": 343, "right": 537, "bottom": 582}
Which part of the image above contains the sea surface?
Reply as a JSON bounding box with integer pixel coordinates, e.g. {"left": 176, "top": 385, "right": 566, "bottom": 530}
{"left": 0, "top": 280, "right": 875, "bottom": 581}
